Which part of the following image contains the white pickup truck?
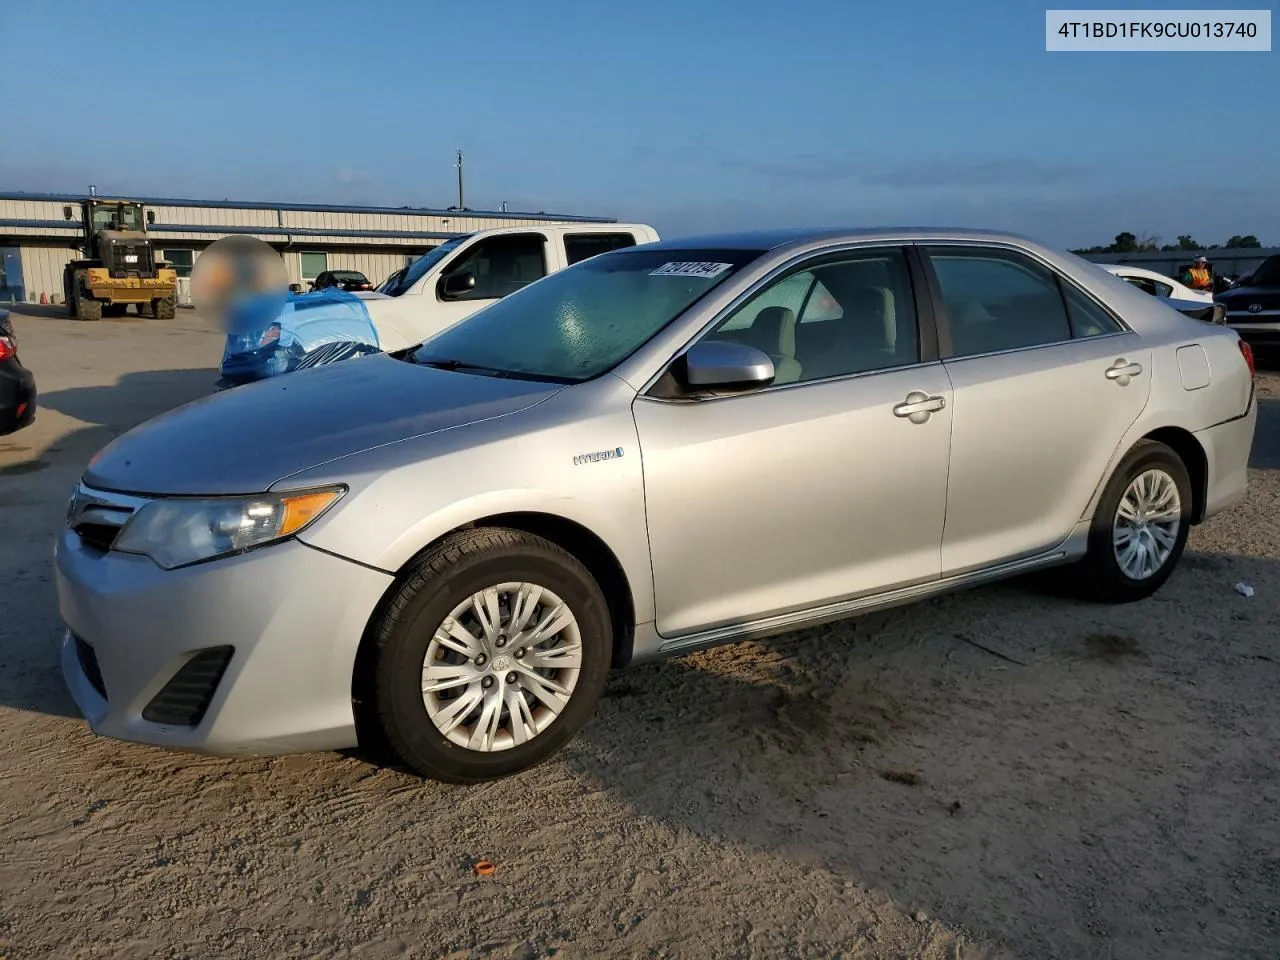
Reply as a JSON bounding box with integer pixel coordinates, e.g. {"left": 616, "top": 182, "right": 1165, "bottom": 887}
{"left": 360, "top": 222, "right": 661, "bottom": 351}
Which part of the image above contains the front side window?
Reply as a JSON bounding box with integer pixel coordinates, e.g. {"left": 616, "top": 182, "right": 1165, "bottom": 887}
{"left": 927, "top": 248, "right": 1074, "bottom": 357}
{"left": 410, "top": 248, "right": 760, "bottom": 382}
{"left": 439, "top": 233, "right": 548, "bottom": 301}
{"left": 703, "top": 248, "right": 919, "bottom": 385}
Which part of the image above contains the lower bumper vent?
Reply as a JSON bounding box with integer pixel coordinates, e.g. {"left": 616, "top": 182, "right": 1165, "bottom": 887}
{"left": 142, "top": 646, "right": 234, "bottom": 727}
{"left": 74, "top": 635, "right": 107, "bottom": 700}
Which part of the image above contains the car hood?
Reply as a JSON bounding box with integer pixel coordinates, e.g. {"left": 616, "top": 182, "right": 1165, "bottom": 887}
{"left": 1218, "top": 285, "right": 1280, "bottom": 308}
{"left": 83, "top": 353, "right": 565, "bottom": 496}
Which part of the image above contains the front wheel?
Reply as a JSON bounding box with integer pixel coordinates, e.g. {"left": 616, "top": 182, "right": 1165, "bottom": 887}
{"left": 1074, "top": 440, "right": 1193, "bottom": 603}
{"left": 370, "top": 528, "right": 612, "bottom": 783}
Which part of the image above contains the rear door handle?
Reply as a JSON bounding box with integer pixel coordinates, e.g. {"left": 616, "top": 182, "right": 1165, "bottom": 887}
{"left": 1105, "top": 359, "right": 1143, "bottom": 384}
{"left": 893, "top": 391, "right": 946, "bottom": 423}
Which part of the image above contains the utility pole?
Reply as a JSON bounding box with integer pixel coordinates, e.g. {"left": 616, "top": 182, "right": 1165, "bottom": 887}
{"left": 454, "top": 149, "right": 465, "bottom": 210}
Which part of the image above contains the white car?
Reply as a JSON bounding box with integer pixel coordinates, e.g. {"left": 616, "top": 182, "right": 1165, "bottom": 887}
{"left": 1101, "top": 264, "right": 1212, "bottom": 304}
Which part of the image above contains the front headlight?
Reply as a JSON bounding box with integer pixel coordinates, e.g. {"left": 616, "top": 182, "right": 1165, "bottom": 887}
{"left": 113, "top": 486, "right": 345, "bottom": 570}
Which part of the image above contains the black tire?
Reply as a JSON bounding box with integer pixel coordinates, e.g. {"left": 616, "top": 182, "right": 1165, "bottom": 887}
{"left": 138, "top": 301, "right": 154, "bottom": 318}
{"left": 73, "top": 272, "right": 102, "bottom": 322}
{"left": 153, "top": 293, "right": 176, "bottom": 319}
{"left": 1073, "top": 440, "right": 1193, "bottom": 604}
{"left": 370, "top": 528, "right": 612, "bottom": 783}
{"left": 63, "top": 271, "right": 74, "bottom": 316}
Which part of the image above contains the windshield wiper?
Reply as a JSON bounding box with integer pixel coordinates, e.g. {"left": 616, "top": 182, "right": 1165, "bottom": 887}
{"left": 412, "top": 356, "right": 574, "bottom": 383}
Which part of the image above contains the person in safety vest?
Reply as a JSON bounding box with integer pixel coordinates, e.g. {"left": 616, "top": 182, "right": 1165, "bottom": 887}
{"left": 1183, "top": 256, "right": 1213, "bottom": 291}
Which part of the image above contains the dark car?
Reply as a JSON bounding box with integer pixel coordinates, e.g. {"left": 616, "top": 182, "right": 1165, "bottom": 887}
{"left": 311, "top": 270, "right": 373, "bottom": 293}
{"left": 0, "top": 309, "right": 36, "bottom": 435}
{"left": 1216, "top": 254, "right": 1280, "bottom": 348}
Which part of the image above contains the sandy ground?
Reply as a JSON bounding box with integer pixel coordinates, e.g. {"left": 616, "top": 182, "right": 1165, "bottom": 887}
{"left": 1, "top": 306, "right": 1278, "bottom": 960}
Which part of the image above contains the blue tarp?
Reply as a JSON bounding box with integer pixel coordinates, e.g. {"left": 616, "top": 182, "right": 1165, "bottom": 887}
{"left": 216, "top": 288, "right": 381, "bottom": 389}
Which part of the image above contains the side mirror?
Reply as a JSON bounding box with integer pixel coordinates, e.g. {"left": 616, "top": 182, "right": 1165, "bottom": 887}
{"left": 680, "top": 340, "right": 775, "bottom": 391}
{"left": 440, "top": 271, "right": 477, "bottom": 298}
{"left": 146, "top": 210, "right": 155, "bottom": 225}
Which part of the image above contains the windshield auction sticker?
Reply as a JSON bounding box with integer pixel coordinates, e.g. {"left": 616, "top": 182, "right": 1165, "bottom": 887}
{"left": 650, "top": 262, "right": 733, "bottom": 278}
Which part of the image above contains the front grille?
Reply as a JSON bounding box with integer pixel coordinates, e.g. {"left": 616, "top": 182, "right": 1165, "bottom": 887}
{"left": 67, "top": 484, "right": 146, "bottom": 553}
{"left": 109, "top": 243, "right": 155, "bottom": 276}
{"left": 142, "top": 647, "right": 234, "bottom": 727}
{"left": 74, "top": 635, "right": 107, "bottom": 700}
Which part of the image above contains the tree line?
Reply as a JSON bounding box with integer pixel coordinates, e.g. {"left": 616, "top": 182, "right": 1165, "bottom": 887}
{"left": 1071, "top": 232, "right": 1265, "bottom": 255}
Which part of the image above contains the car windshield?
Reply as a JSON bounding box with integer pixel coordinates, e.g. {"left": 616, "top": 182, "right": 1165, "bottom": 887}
{"left": 380, "top": 236, "right": 470, "bottom": 296}
{"left": 1249, "top": 256, "right": 1280, "bottom": 286}
{"left": 407, "top": 248, "right": 761, "bottom": 382}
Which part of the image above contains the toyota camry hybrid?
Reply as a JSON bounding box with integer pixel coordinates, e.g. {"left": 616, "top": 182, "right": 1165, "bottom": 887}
{"left": 56, "top": 228, "right": 1257, "bottom": 783}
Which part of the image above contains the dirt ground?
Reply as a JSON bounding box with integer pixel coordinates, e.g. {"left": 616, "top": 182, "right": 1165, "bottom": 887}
{"left": 1, "top": 306, "right": 1278, "bottom": 960}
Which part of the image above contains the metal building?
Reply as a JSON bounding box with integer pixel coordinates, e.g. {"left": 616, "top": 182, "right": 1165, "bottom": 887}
{"left": 0, "top": 192, "right": 616, "bottom": 305}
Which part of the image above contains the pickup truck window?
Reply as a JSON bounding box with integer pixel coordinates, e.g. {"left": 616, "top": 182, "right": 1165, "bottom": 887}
{"left": 564, "top": 232, "right": 639, "bottom": 265}
{"left": 439, "top": 233, "right": 548, "bottom": 301}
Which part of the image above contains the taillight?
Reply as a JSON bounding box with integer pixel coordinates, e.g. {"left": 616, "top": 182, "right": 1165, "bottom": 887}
{"left": 0, "top": 336, "right": 15, "bottom": 362}
{"left": 1239, "top": 339, "right": 1255, "bottom": 379}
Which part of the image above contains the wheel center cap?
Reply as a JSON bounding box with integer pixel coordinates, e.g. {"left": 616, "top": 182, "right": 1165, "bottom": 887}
{"left": 491, "top": 655, "right": 513, "bottom": 673}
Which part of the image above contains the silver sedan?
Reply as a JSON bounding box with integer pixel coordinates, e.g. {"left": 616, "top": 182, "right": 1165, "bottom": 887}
{"left": 56, "top": 228, "right": 1258, "bottom": 782}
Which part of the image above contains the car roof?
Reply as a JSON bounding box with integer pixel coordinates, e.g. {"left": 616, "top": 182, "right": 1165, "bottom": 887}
{"left": 639, "top": 226, "right": 1046, "bottom": 252}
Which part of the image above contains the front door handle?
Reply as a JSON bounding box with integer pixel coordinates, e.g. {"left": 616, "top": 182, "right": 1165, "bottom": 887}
{"left": 893, "top": 391, "right": 946, "bottom": 423}
{"left": 1105, "top": 359, "right": 1143, "bottom": 385}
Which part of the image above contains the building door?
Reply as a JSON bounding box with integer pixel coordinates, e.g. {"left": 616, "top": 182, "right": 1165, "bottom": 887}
{"left": 0, "top": 247, "right": 24, "bottom": 303}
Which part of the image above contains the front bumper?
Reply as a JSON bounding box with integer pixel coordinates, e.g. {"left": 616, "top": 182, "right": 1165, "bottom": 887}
{"left": 56, "top": 528, "right": 393, "bottom": 756}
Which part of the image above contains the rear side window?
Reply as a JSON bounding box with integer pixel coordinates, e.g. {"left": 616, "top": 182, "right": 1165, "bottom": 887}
{"left": 1121, "top": 274, "right": 1158, "bottom": 296}
{"left": 1060, "top": 281, "right": 1124, "bottom": 338}
{"left": 564, "top": 232, "right": 639, "bottom": 265}
{"left": 928, "top": 248, "right": 1126, "bottom": 358}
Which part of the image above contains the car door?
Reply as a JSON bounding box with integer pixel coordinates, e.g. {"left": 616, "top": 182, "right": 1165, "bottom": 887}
{"left": 633, "top": 246, "right": 953, "bottom": 637}
{"left": 920, "top": 244, "right": 1153, "bottom": 575}
{"left": 432, "top": 232, "right": 550, "bottom": 331}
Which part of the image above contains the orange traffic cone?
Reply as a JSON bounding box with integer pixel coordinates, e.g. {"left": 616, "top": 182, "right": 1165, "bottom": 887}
{"left": 39, "top": 291, "right": 48, "bottom": 304}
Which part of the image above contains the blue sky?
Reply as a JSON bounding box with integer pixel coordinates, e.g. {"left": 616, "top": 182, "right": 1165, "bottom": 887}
{"left": 3, "top": 0, "right": 1277, "bottom": 246}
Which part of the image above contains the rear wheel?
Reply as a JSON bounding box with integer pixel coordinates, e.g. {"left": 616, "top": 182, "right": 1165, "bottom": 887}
{"left": 1073, "top": 440, "right": 1192, "bottom": 603}
{"left": 370, "top": 528, "right": 612, "bottom": 783}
